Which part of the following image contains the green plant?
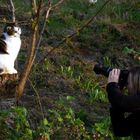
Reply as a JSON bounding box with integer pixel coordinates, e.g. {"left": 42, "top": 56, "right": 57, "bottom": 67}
{"left": 92, "top": 116, "right": 133, "bottom": 140}
{"left": 122, "top": 47, "right": 140, "bottom": 64}
{"left": 60, "top": 65, "right": 74, "bottom": 78}
{"left": 42, "top": 58, "right": 53, "bottom": 72}
{"left": 122, "top": 47, "right": 140, "bottom": 55}
{"left": 88, "top": 88, "right": 108, "bottom": 104}
{"left": 47, "top": 96, "right": 92, "bottom": 139}
{"left": 103, "top": 56, "right": 113, "bottom": 67}
{"left": 0, "top": 107, "right": 32, "bottom": 140}
{"left": 34, "top": 118, "right": 52, "bottom": 140}
{"left": 92, "top": 116, "right": 113, "bottom": 140}
{"left": 79, "top": 80, "right": 108, "bottom": 103}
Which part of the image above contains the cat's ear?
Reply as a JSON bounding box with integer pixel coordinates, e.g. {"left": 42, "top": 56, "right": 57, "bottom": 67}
{"left": 4, "top": 25, "right": 12, "bottom": 32}
{"left": 3, "top": 24, "right": 15, "bottom": 35}
{"left": 6, "top": 26, "right": 12, "bottom": 31}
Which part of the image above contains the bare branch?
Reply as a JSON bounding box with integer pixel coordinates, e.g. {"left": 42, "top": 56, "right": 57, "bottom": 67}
{"left": 33, "top": 1, "right": 52, "bottom": 61}
{"left": 52, "top": 0, "right": 64, "bottom": 9}
{"left": 7, "top": 0, "right": 16, "bottom": 22}
{"left": 70, "top": 0, "right": 111, "bottom": 37}
{"left": 28, "top": 78, "right": 45, "bottom": 119}
{"left": 0, "top": 20, "right": 12, "bottom": 24}
{"left": 16, "top": 0, "right": 52, "bottom": 100}
{"left": 31, "top": 0, "right": 37, "bottom": 15}
{"left": 16, "top": 0, "right": 42, "bottom": 100}
{"left": 16, "top": 23, "right": 38, "bottom": 100}
{"left": 38, "top": 0, "right": 111, "bottom": 62}
{"left": 0, "top": 20, "right": 33, "bottom": 27}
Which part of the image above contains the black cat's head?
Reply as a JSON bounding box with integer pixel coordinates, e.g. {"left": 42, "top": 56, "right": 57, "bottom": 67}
{"left": 4, "top": 23, "right": 21, "bottom": 36}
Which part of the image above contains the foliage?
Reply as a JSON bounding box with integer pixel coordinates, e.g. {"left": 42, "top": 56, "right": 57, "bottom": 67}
{"left": 34, "top": 118, "right": 52, "bottom": 140}
{"left": 60, "top": 65, "right": 74, "bottom": 78}
{"left": 92, "top": 116, "right": 133, "bottom": 140}
{"left": 0, "top": 105, "right": 132, "bottom": 140}
{"left": 122, "top": 47, "right": 140, "bottom": 55}
{"left": 47, "top": 96, "right": 92, "bottom": 139}
{"left": 92, "top": 116, "right": 114, "bottom": 140}
{"left": 79, "top": 80, "right": 108, "bottom": 103}
{"left": 0, "top": 107, "right": 32, "bottom": 140}
{"left": 103, "top": 56, "right": 113, "bottom": 67}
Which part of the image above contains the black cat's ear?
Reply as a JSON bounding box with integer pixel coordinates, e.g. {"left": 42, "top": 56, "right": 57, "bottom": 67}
{"left": 4, "top": 25, "right": 12, "bottom": 33}
{"left": 7, "top": 26, "right": 12, "bottom": 31}
{"left": 3, "top": 24, "right": 15, "bottom": 35}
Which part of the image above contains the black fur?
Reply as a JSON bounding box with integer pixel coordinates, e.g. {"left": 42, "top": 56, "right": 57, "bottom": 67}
{"left": 0, "top": 34, "right": 6, "bottom": 40}
{"left": 0, "top": 38, "right": 8, "bottom": 54}
{"left": 0, "top": 69, "right": 3, "bottom": 73}
{"left": 0, "top": 23, "right": 18, "bottom": 54}
{"left": 0, "top": 23, "right": 19, "bottom": 54}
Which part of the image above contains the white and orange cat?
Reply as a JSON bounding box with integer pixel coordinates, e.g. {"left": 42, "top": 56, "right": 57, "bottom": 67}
{"left": 0, "top": 23, "right": 21, "bottom": 74}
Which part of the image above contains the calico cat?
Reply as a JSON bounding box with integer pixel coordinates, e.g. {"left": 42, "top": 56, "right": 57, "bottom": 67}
{"left": 0, "top": 23, "right": 21, "bottom": 74}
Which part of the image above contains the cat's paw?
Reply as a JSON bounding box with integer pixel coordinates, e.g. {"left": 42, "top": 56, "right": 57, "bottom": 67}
{"left": 9, "top": 69, "right": 17, "bottom": 74}
{"left": 0, "top": 68, "right": 17, "bottom": 75}
{"left": 6, "top": 69, "right": 17, "bottom": 74}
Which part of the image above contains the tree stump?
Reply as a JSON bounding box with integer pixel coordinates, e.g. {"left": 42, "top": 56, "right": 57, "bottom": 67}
{"left": 0, "top": 74, "right": 19, "bottom": 109}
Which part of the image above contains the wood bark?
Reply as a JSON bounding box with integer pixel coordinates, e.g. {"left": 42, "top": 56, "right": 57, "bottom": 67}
{"left": 0, "top": 74, "right": 18, "bottom": 109}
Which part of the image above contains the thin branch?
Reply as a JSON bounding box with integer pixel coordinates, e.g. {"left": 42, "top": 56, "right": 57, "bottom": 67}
{"left": 16, "top": 22, "right": 38, "bottom": 101}
{"left": 0, "top": 20, "right": 12, "bottom": 24}
{"left": 39, "top": 0, "right": 111, "bottom": 62}
{"left": 28, "top": 78, "right": 44, "bottom": 119}
{"left": 15, "top": 0, "right": 42, "bottom": 100}
{"left": 31, "top": 0, "right": 37, "bottom": 15}
{"left": 32, "top": 1, "right": 52, "bottom": 62}
{"left": 16, "top": 0, "right": 52, "bottom": 100}
{"left": 7, "top": 0, "right": 16, "bottom": 22}
{"left": 0, "top": 20, "right": 31, "bottom": 25}
{"left": 67, "top": 0, "right": 111, "bottom": 38}
{"left": 52, "top": 0, "right": 64, "bottom": 9}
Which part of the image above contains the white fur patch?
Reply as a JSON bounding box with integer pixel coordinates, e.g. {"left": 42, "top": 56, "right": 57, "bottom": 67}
{"left": 0, "top": 27, "right": 21, "bottom": 74}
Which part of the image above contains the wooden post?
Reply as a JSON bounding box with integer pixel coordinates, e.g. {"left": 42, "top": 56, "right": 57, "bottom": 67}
{"left": 0, "top": 74, "right": 18, "bottom": 109}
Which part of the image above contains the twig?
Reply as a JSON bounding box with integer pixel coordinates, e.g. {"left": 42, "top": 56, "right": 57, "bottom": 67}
{"left": 7, "top": 0, "right": 16, "bottom": 22}
{"left": 31, "top": 0, "right": 37, "bottom": 15}
{"left": 0, "top": 20, "right": 12, "bottom": 24}
{"left": 28, "top": 78, "right": 44, "bottom": 119}
{"left": 32, "top": 1, "right": 52, "bottom": 62}
{"left": 41, "top": 0, "right": 111, "bottom": 58}
{"left": 16, "top": 0, "right": 52, "bottom": 100}
{"left": 52, "top": 0, "right": 64, "bottom": 9}
{"left": 16, "top": 0, "right": 42, "bottom": 100}
{"left": 0, "top": 20, "right": 31, "bottom": 25}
